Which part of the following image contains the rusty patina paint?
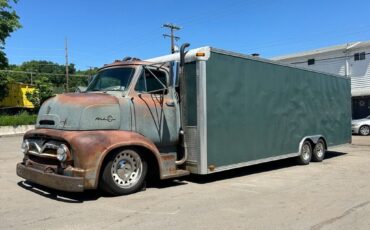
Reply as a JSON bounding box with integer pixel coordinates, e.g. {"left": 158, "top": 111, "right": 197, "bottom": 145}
{"left": 21, "top": 60, "right": 182, "bottom": 191}
{"left": 129, "top": 91, "right": 179, "bottom": 146}
{"left": 24, "top": 129, "right": 163, "bottom": 189}
{"left": 56, "top": 93, "right": 119, "bottom": 106}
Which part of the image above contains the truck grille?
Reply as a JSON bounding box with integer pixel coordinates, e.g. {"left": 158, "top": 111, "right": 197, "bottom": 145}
{"left": 26, "top": 139, "right": 67, "bottom": 162}
{"left": 27, "top": 139, "right": 60, "bottom": 155}
{"left": 28, "top": 154, "right": 60, "bottom": 166}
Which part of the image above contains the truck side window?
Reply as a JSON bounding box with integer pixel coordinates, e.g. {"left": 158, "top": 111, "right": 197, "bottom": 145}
{"left": 135, "top": 68, "right": 167, "bottom": 94}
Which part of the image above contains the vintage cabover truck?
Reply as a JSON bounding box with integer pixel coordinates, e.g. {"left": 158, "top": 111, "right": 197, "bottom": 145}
{"left": 17, "top": 44, "right": 352, "bottom": 195}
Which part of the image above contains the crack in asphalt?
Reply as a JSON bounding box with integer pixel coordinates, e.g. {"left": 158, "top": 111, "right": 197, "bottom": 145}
{"left": 311, "top": 201, "right": 370, "bottom": 230}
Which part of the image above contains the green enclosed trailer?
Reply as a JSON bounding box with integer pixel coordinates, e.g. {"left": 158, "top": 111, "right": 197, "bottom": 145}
{"left": 150, "top": 46, "right": 351, "bottom": 174}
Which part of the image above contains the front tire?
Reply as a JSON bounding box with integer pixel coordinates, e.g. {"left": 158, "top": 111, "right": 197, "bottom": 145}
{"left": 297, "top": 141, "right": 312, "bottom": 165}
{"left": 359, "top": 125, "right": 370, "bottom": 136}
{"left": 100, "top": 149, "right": 147, "bottom": 196}
{"left": 312, "top": 139, "right": 326, "bottom": 162}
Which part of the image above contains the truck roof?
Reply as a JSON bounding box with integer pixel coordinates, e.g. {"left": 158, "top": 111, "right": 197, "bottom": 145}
{"left": 99, "top": 60, "right": 155, "bottom": 70}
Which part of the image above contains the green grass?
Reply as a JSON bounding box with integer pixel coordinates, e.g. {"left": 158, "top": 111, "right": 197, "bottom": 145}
{"left": 0, "top": 111, "right": 37, "bottom": 126}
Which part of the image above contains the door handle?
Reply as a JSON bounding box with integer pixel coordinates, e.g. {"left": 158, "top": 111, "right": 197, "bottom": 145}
{"left": 166, "top": 101, "right": 175, "bottom": 107}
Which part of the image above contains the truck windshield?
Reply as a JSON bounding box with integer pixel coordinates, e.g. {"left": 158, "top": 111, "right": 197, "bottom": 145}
{"left": 86, "top": 67, "right": 135, "bottom": 92}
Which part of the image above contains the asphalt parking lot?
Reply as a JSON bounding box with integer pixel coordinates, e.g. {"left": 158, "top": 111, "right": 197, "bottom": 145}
{"left": 1, "top": 135, "right": 370, "bottom": 230}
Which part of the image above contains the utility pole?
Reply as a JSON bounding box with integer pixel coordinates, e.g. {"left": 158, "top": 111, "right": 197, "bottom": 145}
{"left": 162, "top": 23, "right": 181, "bottom": 53}
{"left": 87, "top": 66, "right": 94, "bottom": 83}
{"left": 65, "top": 37, "right": 69, "bottom": 92}
{"left": 345, "top": 43, "right": 349, "bottom": 77}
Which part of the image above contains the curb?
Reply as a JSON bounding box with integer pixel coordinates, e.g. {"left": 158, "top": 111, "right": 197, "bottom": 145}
{"left": 0, "top": 125, "right": 34, "bottom": 137}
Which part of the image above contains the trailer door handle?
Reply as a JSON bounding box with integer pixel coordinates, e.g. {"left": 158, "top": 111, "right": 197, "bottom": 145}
{"left": 166, "top": 101, "right": 175, "bottom": 107}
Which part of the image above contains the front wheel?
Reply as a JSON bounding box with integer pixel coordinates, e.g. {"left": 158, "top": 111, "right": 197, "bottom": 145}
{"left": 296, "top": 141, "right": 312, "bottom": 165}
{"left": 100, "top": 149, "right": 147, "bottom": 196}
{"left": 359, "top": 125, "right": 370, "bottom": 136}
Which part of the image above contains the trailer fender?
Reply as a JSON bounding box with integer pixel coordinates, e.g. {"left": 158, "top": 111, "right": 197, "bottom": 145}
{"left": 298, "top": 135, "right": 327, "bottom": 152}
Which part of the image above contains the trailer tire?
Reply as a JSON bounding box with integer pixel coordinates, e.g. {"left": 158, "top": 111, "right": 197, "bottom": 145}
{"left": 99, "top": 149, "right": 147, "bottom": 196}
{"left": 312, "top": 139, "right": 326, "bottom": 162}
{"left": 359, "top": 125, "right": 370, "bottom": 136}
{"left": 297, "top": 141, "right": 312, "bottom": 165}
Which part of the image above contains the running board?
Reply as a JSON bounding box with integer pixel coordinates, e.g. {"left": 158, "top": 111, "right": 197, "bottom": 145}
{"left": 161, "top": 169, "right": 190, "bottom": 180}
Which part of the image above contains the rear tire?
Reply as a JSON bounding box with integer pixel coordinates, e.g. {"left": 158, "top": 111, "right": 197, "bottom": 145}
{"left": 312, "top": 139, "right": 326, "bottom": 162}
{"left": 297, "top": 141, "right": 312, "bottom": 165}
{"left": 359, "top": 125, "right": 370, "bottom": 136}
{"left": 99, "top": 149, "right": 147, "bottom": 196}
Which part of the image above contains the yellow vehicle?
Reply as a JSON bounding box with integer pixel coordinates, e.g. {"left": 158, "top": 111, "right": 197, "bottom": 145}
{"left": 0, "top": 82, "right": 35, "bottom": 109}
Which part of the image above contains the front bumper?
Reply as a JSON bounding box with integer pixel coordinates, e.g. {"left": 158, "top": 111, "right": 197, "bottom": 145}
{"left": 16, "top": 163, "right": 84, "bottom": 192}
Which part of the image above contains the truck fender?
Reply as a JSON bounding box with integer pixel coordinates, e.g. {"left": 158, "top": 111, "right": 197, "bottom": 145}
{"left": 92, "top": 132, "right": 164, "bottom": 189}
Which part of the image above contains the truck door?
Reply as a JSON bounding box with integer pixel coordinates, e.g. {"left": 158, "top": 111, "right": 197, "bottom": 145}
{"left": 132, "top": 67, "right": 179, "bottom": 147}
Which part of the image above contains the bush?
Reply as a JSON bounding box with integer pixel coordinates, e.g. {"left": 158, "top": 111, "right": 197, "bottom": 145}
{"left": 0, "top": 111, "right": 37, "bottom": 126}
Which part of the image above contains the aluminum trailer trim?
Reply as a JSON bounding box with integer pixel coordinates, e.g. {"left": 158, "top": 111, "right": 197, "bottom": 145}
{"left": 197, "top": 60, "right": 208, "bottom": 174}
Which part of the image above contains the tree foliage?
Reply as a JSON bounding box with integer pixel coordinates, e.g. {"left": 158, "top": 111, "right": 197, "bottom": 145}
{"left": 26, "top": 76, "right": 54, "bottom": 108}
{"left": 1, "top": 60, "right": 94, "bottom": 108}
{"left": 0, "top": 71, "right": 13, "bottom": 99}
{"left": 0, "top": 0, "right": 21, "bottom": 68}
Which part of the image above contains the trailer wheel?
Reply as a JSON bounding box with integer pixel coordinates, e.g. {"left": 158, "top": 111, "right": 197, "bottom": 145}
{"left": 100, "top": 149, "right": 147, "bottom": 196}
{"left": 359, "top": 125, "right": 370, "bottom": 136}
{"left": 297, "top": 141, "right": 312, "bottom": 165}
{"left": 312, "top": 139, "right": 326, "bottom": 162}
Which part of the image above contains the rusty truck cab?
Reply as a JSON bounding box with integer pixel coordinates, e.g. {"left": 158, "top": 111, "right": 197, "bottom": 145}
{"left": 17, "top": 57, "right": 189, "bottom": 195}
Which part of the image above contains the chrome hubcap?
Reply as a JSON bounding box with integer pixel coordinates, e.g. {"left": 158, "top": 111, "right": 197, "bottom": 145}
{"left": 111, "top": 151, "right": 142, "bottom": 188}
{"left": 314, "top": 143, "right": 324, "bottom": 158}
{"left": 302, "top": 144, "right": 311, "bottom": 161}
{"left": 360, "top": 126, "right": 370, "bottom": 135}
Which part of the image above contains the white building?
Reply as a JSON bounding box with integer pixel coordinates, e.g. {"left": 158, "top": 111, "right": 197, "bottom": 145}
{"left": 273, "top": 41, "right": 370, "bottom": 119}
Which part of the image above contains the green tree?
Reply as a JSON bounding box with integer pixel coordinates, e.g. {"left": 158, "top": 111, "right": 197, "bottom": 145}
{"left": 0, "top": 71, "right": 14, "bottom": 99}
{"left": 0, "top": 0, "right": 21, "bottom": 68}
{"left": 26, "top": 76, "right": 54, "bottom": 109}
{"left": 0, "top": 0, "right": 21, "bottom": 101}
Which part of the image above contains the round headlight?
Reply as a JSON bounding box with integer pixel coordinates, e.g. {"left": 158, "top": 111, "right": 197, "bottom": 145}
{"left": 57, "top": 144, "right": 69, "bottom": 162}
{"left": 21, "top": 140, "right": 29, "bottom": 154}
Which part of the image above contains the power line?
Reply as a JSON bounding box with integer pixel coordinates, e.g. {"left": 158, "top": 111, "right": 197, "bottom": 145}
{"left": 5, "top": 47, "right": 63, "bottom": 51}
{"left": 0, "top": 69, "right": 89, "bottom": 77}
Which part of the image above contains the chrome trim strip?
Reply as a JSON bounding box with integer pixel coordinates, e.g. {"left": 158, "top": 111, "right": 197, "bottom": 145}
{"left": 210, "top": 152, "right": 300, "bottom": 173}
{"left": 28, "top": 151, "right": 57, "bottom": 159}
{"left": 198, "top": 60, "right": 208, "bottom": 174}
{"left": 146, "top": 47, "right": 211, "bottom": 63}
{"left": 210, "top": 135, "right": 331, "bottom": 174}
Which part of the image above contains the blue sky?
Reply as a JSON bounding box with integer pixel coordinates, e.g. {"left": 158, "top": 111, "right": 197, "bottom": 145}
{"left": 5, "top": 0, "right": 370, "bottom": 70}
